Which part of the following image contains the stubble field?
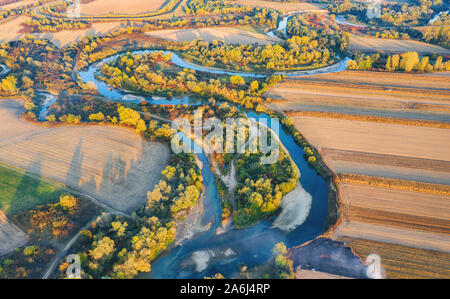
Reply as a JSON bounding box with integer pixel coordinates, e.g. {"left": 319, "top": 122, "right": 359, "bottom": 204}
{"left": 349, "top": 34, "right": 450, "bottom": 55}
{"left": 0, "top": 99, "right": 170, "bottom": 213}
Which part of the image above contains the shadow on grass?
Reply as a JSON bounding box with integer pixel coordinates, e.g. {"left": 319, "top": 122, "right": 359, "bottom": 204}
{"left": 4, "top": 156, "right": 64, "bottom": 216}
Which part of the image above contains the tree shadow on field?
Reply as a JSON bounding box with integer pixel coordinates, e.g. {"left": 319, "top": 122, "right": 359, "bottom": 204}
{"left": 93, "top": 152, "right": 138, "bottom": 211}
{"left": 65, "top": 138, "right": 84, "bottom": 189}
{"left": 8, "top": 156, "right": 62, "bottom": 216}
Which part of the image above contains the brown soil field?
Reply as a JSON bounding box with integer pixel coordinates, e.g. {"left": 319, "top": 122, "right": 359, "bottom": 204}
{"left": 291, "top": 116, "right": 450, "bottom": 184}
{"left": 271, "top": 70, "right": 450, "bottom": 278}
{"left": 322, "top": 148, "right": 450, "bottom": 185}
{"left": 337, "top": 173, "right": 450, "bottom": 196}
{"left": 332, "top": 220, "right": 450, "bottom": 253}
{"left": 341, "top": 237, "right": 450, "bottom": 279}
{"left": 289, "top": 70, "right": 450, "bottom": 90}
{"left": 0, "top": 210, "right": 28, "bottom": 256}
{"left": 268, "top": 71, "right": 450, "bottom": 116}
{"left": 292, "top": 116, "right": 450, "bottom": 162}
{"left": 0, "top": 99, "right": 170, "bottom": 213}
{"left": 225, "top": 0, "right": 327, "bottom": 13}
{"left": 331, "top": 180, "right": 450, "bottom": 278}
{"left": 285, "top": 111, "right": 450, "bottom": 128}
{"left": 0, "top": 0, "right": 34, "bottom": 10}
{"left": 0, "top": 16, "right": 128, "bottom": 47}
{"left": 338, "top": 183, "right": 450, "bottom": 235}
{"left": 80, "top": 0, "right": 166, "bottom": 16}
{"left": 295, "top": 269, "right": 352, "bottom": 279}
{"left": 145, "top": 27, "right": 282, "bottom": 44}
{"left": 349, "top": 34, "right": 450, "bottom": 55}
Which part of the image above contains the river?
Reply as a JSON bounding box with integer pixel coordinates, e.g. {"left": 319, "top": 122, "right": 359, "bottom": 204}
{"left": 76, "top": 49, "right": 334, "bottom": 278}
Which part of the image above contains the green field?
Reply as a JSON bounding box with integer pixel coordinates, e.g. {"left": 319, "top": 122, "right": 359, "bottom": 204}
{"left": 0, "top": 165, "right": 64, "bottom": 215}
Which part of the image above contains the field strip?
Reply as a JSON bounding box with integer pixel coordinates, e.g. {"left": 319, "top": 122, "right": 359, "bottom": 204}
{"left": 323, "top": 148, "right": 450, "bottom": 172}
{"left": 286, "top": 111, "right": 450, "bottom": 128}
{"left": 338, "top": 183, "right": 450, "bottom": 234}
{"left": 283, "top": 70, "right": 450, "bottom": 91}
{"left": 332, "top": 220, "right": 450, "bottom": 253}
{"left": 340, "top": 237, "right": 450, "bottom": 279}
{"left": 79, "top": 0, "right": 167, "bottom": 16}
{"left": 278, "top": 80, "right": 450, "bottom": 95}
{"left": 291, "top": 116, "right": 450, "bottom": 161}
{"left": 296, "top": 269, "right": 352, "bottom": 279}
{"left": 349, "top": 34, "right": 450, "bottom": 55}
{"left": 145, "top": 27, "right": 282, "bottom": 44}
{"left": 272, "top": 104, "right": 450, "bottom": 123}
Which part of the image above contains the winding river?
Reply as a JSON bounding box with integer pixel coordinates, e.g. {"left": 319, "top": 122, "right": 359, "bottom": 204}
{"left": 77, "top": 50, "right": 336, "bottom": 278}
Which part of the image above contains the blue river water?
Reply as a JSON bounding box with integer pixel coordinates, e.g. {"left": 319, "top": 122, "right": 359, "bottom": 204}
{"left": 78, "top": 50, "right": 331, "bottom": 278}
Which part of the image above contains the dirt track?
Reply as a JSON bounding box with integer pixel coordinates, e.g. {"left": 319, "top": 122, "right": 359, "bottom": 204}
{"left": 0, "top": 210, "right": 28, "bottom": 256}
{"left": 0, "top": 99, "right": 170, "bottom": 212}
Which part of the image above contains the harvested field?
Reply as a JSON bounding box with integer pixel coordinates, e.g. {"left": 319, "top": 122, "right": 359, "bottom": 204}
{"left": 0, "top": 15, "right": 128, "bottom": 47}
{"left": 323, "top": 148, "right": 450, "bottom": 185}
{"left": 291, "top": 116, "right": 450, "bottom": 184}
{"left": 270, "top": 69, "right": 450, "bottom": 279}
{"left": 37, "top": 21, "right": 128, "bottom": 48}
{"left": 295, "top": 269, "right": 352, "bottom": 279}
{"left": 268, "top": 71, "right": 450, "bottom": 119}
{"left": 286, "top": 111, "right": 450, "bottom": 128}
{"left": 292, "top": 116, "right": 450, "bottom": 162}
{"left": 0, "top": 0, "right": 34, "bottom": 10}
{"left": 332, "top": 220, "right": 450, "bottom": 253}
{"left": 0, "top": 99, "right": 170, "bottom": 213}
{"left": 338, "top": 183, "right": 450, "bottom": 235}
{"left": 332, "top": 181, "right": 450, "bottom": 278}
{"left": 80, "top": 0, "right": 166, "bottom": 16}
{"left": 338, "top": 173, "right": 450, "bottom": 196}
{"left": 0, "top": 210, "right": 28, "bottom": 256}
{"left": 349, "top": 34, "right": 450, "bottom": 55}
{"left": 289, "top": 70, "right": 450, "bottom": 90}
{"left": 341, "top": 237, "right": 450, "bottom": 279}
{"left": 225, "top": 0, "right": 326, "bottom": 13}
{"left": 145, "top": 27, "right": 282, "bottom": 44}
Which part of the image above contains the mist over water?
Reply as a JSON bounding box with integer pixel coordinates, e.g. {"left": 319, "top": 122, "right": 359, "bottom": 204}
{"left": 273, "top": 184, "right": 313, "bottom": 232}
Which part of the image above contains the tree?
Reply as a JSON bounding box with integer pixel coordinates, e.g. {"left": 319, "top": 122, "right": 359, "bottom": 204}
{"left": 399, "top": 52, "right": 419, "bottom": 72}
{"left": 46, "top": 114, "right": 56, "bottom": 122}
{"left": 89, "top": 112, "right": 105, "bottom": 122}
{"left": 250, "top": 80, "right": 259, "bottom": 92}
{"left": 385, "top": 56, "right": 392, "bottom": 71}
{"left": 90, "top": 237, "right": 115, "bottom": 260}
{"left": 229, "top": 75, "right": 245, "bottom": 85}
{"left": 59, "top": 194, "right": 77, "bottom": 209}
{"left": 434, "top": 56, "right": 443, "bottom": 71}
{"left": 118, "top": 105, "right": 142, "bottom": 128}
{"left": 391, "top": 54, "right": 400, "bottom": 71}
{"left": 0, "top": 75, "right": 18, "bottom": 95}
{"left": 24, "top": 100, "right": 35, "bottom": 111}
{"left": 347, "top": 60, "right": 358, "bottom": 70}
